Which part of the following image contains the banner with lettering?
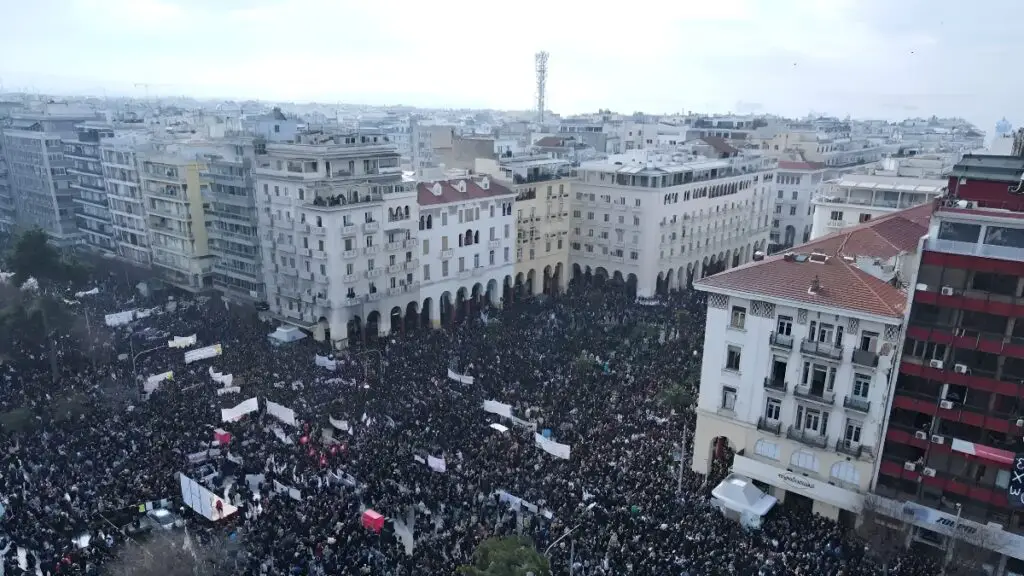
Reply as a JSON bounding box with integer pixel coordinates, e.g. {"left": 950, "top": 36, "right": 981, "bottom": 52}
{"left": 185, "top": 344, "right": 223, "bottom": 364}
{"left": 1010, "top": 453, "right": 1024, "bottom": 509}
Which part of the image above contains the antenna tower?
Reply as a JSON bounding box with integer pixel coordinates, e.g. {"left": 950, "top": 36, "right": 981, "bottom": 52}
{"left": 535, "top": 51, "right": 549, "bottom": 124}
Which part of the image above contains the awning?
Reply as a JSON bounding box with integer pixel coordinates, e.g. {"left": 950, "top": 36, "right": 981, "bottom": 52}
{"left": 950, "top": 438, "right": 1013, "bottom": 466}
{"left": 711, "top": 474, "right": 777, "bottom": 517}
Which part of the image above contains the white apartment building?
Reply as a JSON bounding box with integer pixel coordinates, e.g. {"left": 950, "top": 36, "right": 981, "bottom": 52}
{"left": 138, "top": 151, "right": 215, "bottom": 291}
{"left": 475, "top": 156, "right": 572, "bottom": 296}
{"left": 66, "top": 123, "right": 115, "bottom": 254}
{"left": 810, "top": 175, "right": 947, "bottom": 240}
{"left": 691, "top": 209, "right": 930, "bottom": 523}
{"left": 102, "top": 134, "right": 152, "bottom": 266}
{"left": 771, "top": 159, "right": 828, "bottom": 249}
{"left": 570, "top": 146, "right": 774, "bottom": 297}
{"left": 0, "top": 132, "right": 13, "bottom": 234}
{"left": 254, "top": 132, "right": 418, "bottom": 345}
{"left": 416, "top": 177, "right": 516, "bottom": 327}
{"left": 872, "top": 154, "right": 957, "bottom": 179}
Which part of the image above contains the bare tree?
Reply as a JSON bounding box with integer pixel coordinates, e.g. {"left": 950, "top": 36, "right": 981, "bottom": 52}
{"left": 945, "top": 526, "right": 1000, "bottom": 576}
{"left": 856, "top": 494, "right": 908, "bottom": 575}
{"left": 103, "top": 531, "right": 240, "bottom": 576}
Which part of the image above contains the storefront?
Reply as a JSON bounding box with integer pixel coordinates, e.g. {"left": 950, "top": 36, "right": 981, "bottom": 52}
{"left": 732, "top": 455, "right": 864, "bottom": 518}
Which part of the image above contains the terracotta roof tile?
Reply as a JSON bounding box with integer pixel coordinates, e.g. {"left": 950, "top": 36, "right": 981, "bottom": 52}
{"left": 695, "top": 204, "right": 935, "bottom": 319}
{"left": 416, "top": 178, "right": 515, "bottom": 206}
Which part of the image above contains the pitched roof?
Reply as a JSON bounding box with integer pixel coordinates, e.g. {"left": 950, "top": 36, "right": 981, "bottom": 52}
{"left": 416, "top": 178, "right": 515, "bottom": 206}
{"left": 695, "top": 203, "right": 934, "bottom": 319}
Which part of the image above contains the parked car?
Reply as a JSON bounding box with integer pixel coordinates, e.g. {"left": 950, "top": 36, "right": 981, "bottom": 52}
{"left": 141, "top": 508, "right": 184, "bottom": 531}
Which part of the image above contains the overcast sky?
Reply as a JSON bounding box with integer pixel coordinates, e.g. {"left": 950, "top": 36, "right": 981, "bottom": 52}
{"left": 0, "top": 0, "right": 1018, "bottom": 130}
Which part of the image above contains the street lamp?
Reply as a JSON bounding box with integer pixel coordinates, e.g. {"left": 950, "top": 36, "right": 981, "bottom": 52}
{"left": 129, "top": 337, "right": 165, "bottom": 384}
{"left": 544, "top": 501, "right": 597, "bottom": 575}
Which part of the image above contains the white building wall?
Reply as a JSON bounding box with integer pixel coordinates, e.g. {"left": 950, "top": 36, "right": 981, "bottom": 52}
{"left": 418, "top": 192, "right": 516, "bottom": 326}
{"left": 102, "top": 141, "right": 151, "bottom": 266}
{"left": 693, "top": 292, "right": 901, "bottom": 518}
{"left": 771, "top": 170, "right": 824, "bottom": 247}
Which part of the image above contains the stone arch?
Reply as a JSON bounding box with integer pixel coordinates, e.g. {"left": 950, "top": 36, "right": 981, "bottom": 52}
{"left": 709, "top": 436, "right": 734, "bottom": 471}
{"left": 701, "top": 256, "right": 710, "bottom": 278}
{"left": 472, "top": 282, "right": 484, "bottom": 301}
{"left": 440, "top": 291, "right": 453, "bottom": 326}
{"left": 405, "top": 301, "right": 419, "bottom": 331}
{"left": 543, "top": 265, "right": 554, "bottom": 295}
{"left": 526, "top": 269, "right": 536, "bottom": 295}
{"left": 389, "top": 306, "right": 403, "bottom": 334}
{"left": 830, "top": 461, "right": 861, "bottom": 487}
{"left": 486, "top": 278, "right": 499, "bottom": 306}
{"left": 553, "top": 262, "right": 563, "bottom": 295}
{"left": 784, "top": 225, "right": 796, "bottom": 247}
{"left": 426, "top": 214, "right": 432, "bottom": 229}
{"left": 665, "top": 268, "right": 676, "bottom": 292}
{"left": 789, "top": 449, "right": 820, "bottom": 473}
{"left": 514, "top": 272, "right": 526, "bottom": 297}
{"left": 503, "top": 274, "right": 514, "bottom": 305}
{"left": 347, "top": 315, "right": 362, "bottom": 343}
{"left": 724, "top": 249, "right": 732, "bottom": 270}
{"left": 456, "top": 286, "right": 469, "bottom": 321}
{"left": 366, "top": 310, "right": 381, "bottom": 340}
{"left": 572, "top": 263, "right": 582, "bottom": 282}
{"left": 685, "top": 263, "right": 694, "bottom": 288}
{"left": 656, "top": 270, "right": 665, "bottom": 295}
{"left": 317, "top": 316, "right": 331, "bottom": 342}
{"left": 612, "top": 270, "right": 624, "bottom": 284}
{"left": 594, "top": 267, "right": 608, "bottom": 285}
{"left": 420, "top": 297, "right": 433, "bottom": 328}
{"left": 584, "top": 266, "right": 593, "bottom": 283}
{"left": 626, "top": 273, "right": 638, "bottom": 299}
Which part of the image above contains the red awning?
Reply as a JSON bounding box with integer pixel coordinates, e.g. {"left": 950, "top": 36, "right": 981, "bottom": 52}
{"left": 951, "top": 438, "right": 1014, "bottom": 466}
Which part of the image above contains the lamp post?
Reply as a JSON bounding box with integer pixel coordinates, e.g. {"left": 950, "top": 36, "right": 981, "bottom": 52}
{"left": 943, "top": 502, "right": 963, "bottom": 573}
{"left": 129, "top": 336, "right": 165, "bottom": 397}
{"left": 544, "top": 501, "right": 597, "bottom": 574}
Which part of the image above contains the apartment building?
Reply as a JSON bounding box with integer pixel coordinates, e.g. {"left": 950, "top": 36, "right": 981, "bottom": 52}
{"left": 810, "top": 175, "right": 947, "bottom": 240}
{"left": 200, "top": 139, "right": 265, "bottom": 302}
{"left": 876, "top": 154, "right": 1024, "bottom": 575}
{"left": 253, "top": 131, "right": 417, "bottom": 345}
{"left": 0, "top": 135, "right": 11, "bottom": 234}
{"left": 475, "top": 155, "right": 572, "bottom": 296}
{"left": 772, "top": 159, "right": 828, "bottom": 250}
{"left": 416, "top": 177, "right": 516, "bottom": 326}
{"left": 570, "top": 145, "right": 774, "bottom": 297}
{"left": 139, "top": 151, "right": 215, "bottom": 291}
{"left": 1, "top": 104, "right": 102, "bottom": 247}
{"left": 66, "top": 123, "right": 115, "bottom": 254}
{"left": 102, "top": 134, "right": 151, "bottom": 266}
{"left": 692, "top": 207, "right": 931, "bottom": 524}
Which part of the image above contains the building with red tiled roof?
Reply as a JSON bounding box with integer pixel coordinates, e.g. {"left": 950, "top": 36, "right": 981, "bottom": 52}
{"left": 690, "top": 204, "right": 934, "bottom": 524}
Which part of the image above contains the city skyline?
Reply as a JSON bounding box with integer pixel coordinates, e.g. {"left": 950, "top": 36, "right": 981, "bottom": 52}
{"left": 1, "top": 0, "right": 1019, "bottom": 130}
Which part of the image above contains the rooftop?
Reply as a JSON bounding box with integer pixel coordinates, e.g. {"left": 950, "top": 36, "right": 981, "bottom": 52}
{"left": 778, "top": 160, "right": 827, "bottom": 171}
{"left": 950, "top": 154, "right": 1024, "bottom": 183}
{"left": 696, "top": 203, "right": 934, "bottom": 319}
{"left": 700, "top": 136, "right": 739, "bottom": 157}
{"left": 830, "top": 174, "right": 947, "bottom": 194}
{"left": 416, "top": 178, "right": 515, "bottom": 206}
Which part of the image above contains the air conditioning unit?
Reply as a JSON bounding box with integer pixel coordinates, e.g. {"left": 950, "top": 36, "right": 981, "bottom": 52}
{"left": 903, "top": 461, "right": 917, "bottom": 472}
{"left": 929, "top": 360, "right": 945, "bottom": 369}
{"left": 922, "top": 467, "right": 937, "bottom": 477}
{"left": 939, "top": 400, "right": 955, "bottom": 410}
{"left": 914, "top": 430, "right": 928, "bottom": 440}
{"left": 1017, "top": 418, "right": 1024, "bottom": 427}
{"left": 941, "top": 286, "right": 955, "bottom": 296}
{"left": 931, "top": 435, "right": 945, "bottom": 445}
{"left": 954, "top": 363, "right": 969, "bottom": 374}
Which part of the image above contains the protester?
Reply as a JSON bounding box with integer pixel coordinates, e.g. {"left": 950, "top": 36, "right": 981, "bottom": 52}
{"left": 0, "top": 269, "right": 940, "bottom": 576}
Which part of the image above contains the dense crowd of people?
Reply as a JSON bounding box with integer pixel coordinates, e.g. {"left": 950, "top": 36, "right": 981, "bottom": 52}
{"left": 0, "top": 262, "right": 944, "bottom": 575}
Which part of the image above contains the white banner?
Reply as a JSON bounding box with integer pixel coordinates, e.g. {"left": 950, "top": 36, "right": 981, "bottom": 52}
{"left": 216, "top": 386, "right": 241, "bottom": 396}
{"left": 104, "top": 310, "right": 135, "bottom": 327}
{"left": 427, "top": 456, "right": 447, "bottom": 473}
{"left": 510, "top": 416, "right": 538, "bottom": 432}
{"left": 221, "top": 397, "right": 259, "bottom": 422}
{"left": 74, "top": 287, "right": 99, "bottom": 298}
{"left": 144, "top": 371, "right": 174, "bottom": 393}
{"left": 447, "top": 368, "right": 475, "bottom": 385}
{"left": 329, "top": 417, "right": 350, "bottom": 431}
{"left": 273, "top": 479, "right": 302, "bottom": 501}
{"left": 270, "top": 426, "right": 293, "bottom": 445}
{"left": 185, "top": 344, "right": 223, "bottom": 364}
{"left": 535, "top": 433, "right": 571, "bottom": 460}
{"left": 208, "top": 367, "right": 234, "bottom": 387}
{"left": 186, "top": 450, "right": 210, "bottom": 464}
{"left": 266, "top": 400, "right": 298, "bottom": 427}
{"left": 314, "top": 355, "right": 337, "bottom": 371}
{"left": 482, "top": 400, "right": 513, "bottom": 419}
{"left": 168, "top": 334, "right": 198, "bottom": 349}
{"left": 179, "top": 473, "right": 238, "bottom": 521}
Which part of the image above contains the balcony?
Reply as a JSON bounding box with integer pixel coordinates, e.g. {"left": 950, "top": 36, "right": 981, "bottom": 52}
{"left": 343, "top": 274, "right": 357, "bottom": 283}
{"left": 793, "top": 385, "right": 835, "bottom": 405}
{"left": 300, "top": 270, "right": 314, "bottom": 281}
{"left": 386, "top": 242, "right": 402, "bottom": 251}
{"left": 786, "top": 426, "right": 829, "bottom": 450}
{"left": 404, "top": 238, "right": 418, "bottom": 249}
{"left": 343, "top": 250, "right": 358, "bottom": 259}
{"left": 344, "top": 297, "right": 363, "bottom": 307}
{"left": 458, "top": 269, "right": 472, "bottom": 279}
{"left": 364, "top": 221, "right": 379, "bottom": 233}
{"left": 835, "top": 439, "right": 863, "bottom": 458}
{"left": 367, "top": 292, "right": 382, "bottom": 302}
{"left": 365, "top": 268, "right": 383, "bottom": 279}
{"left": 364, "top": 245, "right": 379, "bottom": 255}
{"left": 404, "top": 259, "right": 418, "bottom": 271}
{"left": 757, "top": 417, "right": 782, "bottom": 435}
{"left": 313, "top": 226, "right": 326, "bottom": 236}
{"left": 441, "top": 249, "right": 453, "bottom": 259}
{"left": 488, "top": 239, "right": 501, "bottom": 249}
{"left": 404, "top": 281, "right": 420, "bottom": 291}
{"left": 387, "top": 264, "right": 403, "bottom": 274}
{"left": 800, "top": 339, "right": 844, "bottom": 362}
{"left": 312, "top": 250, "right": 327, "bottom": 260}
{"left": 388, "top": 286, "right": 404, "bottom": 297}
{"left": 769, "top": 332, "right": 794, "bottom": 350}
{"left": 843, "top": 395, "right": 871, "bottom": 413}
{"left": 851, "top": 348, "right": 879, "bottom": 368}
{"left": 342, "top": 224, "right": 357, "bottom": 235}
{"left": 763, "top": 377, "right": 788, "bottom": 393}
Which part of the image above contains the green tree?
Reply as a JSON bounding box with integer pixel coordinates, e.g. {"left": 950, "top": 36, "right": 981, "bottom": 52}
{"left": 458, "top": 536, "right": 550, "bottom": 576}
{"left": 8, "top": 229, "right": 64, "bottom": 287}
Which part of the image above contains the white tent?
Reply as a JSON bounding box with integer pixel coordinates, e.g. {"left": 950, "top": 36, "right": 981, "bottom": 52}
{"left": 710, "top": 474, "right": 777, "bottom": 529}
{"left": 268, "top": 326, "right": 306, "bottom": 346}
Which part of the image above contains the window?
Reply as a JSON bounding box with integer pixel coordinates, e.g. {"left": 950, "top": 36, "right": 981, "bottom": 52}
{"left": 984, "top": 226, "right": 1024, "bottom": 249}
{"left": 791, "top": 190, "right": 798, "bottom": 201}
{"left": 423, "top": 239, "right": 429, "bottom": 255}
{"left": 504, "top": 247, "right": 510, "bottom": 262}
{"left": 344, "top": 238, "right": 353, "bottom": 251}
{"left": 937, "top": 221, "right": 981, "bottom": 243}
{"left": 796, "top": 405, "right": 828, "bottom": 434}
{"left": 721, "top": 387, "right": 737, "bottom": 411}
{"left": 852, "top": 373, "right": 870, "bottom": 399}
{"left": 423, "top": 264, "right": 430, "bottom": 281}
{"left": 844, "top": 419, "right": 862, "bottom": 444}
{"left": 789, "top": 206, "right": 797, "bottom": 216}
{"left": 321, "top": 264, "right": 327, "bottom": 275}
{"left": 829, "top": 210, "right": 843, "bottom": 221}
{"left": 441, "top": 261, "right": 449, "bottom": 277}
{"left": 442, "top": 236, "right": 449, "bottom": 250}
{"left": 345, "top": 263, "right": 353, "bottom": 275}
{"left": 730, "top": 306, "right": 746, "bottom": 329}
{"left": 365, "top": 235, "right": 374, "bottom": 247}
{"left": 765, "top": 397, "right": 781, "bottom": 421}
{"left": 818, "top": 323, "right": 834, "bottom": 344}
{"left": 458, "top": 257, "right": 465, "bottom": 272}
{"left": 859, "top": 213, "right": 871, "bottom": 223}
{"left": 777, "top": 315, "right": 793, "bottom": 336}
{"left": 725, "top": 345, "right": 741, "bottom": 371}
{"left": 777, "top": 190, "right": 783, "bottom": 199}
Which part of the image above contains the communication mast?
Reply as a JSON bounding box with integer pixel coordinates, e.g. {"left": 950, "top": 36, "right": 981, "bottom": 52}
{"left": 535, "top": 51, "right": 549, "bottom": 124}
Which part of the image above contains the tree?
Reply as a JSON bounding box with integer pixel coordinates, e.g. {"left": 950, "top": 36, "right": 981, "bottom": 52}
{"left": 104, "top": 531, "right": 240, "bottom": 576}
{"left": 855, "top": 494, "right": 908, "bottom": 575}
{"left": 945, "top": 526, "right": 1000, "bottom": 576}
{"left": 458, "top": 536, "right": 550, "bottom": 576}
{"left": 7, "top": 229, "right": 63, "bottom": 287}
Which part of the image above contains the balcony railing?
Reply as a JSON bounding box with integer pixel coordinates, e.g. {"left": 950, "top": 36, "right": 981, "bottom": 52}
{"left": 851, "top": 348, "right": 879, "bottom": 368}
{"left": 769, "top": 332, "right": 794, "bottom": 349}
{"left": 786, "top": 426, "right": 829, "bottom": 450}
{"left": 757, "top": 417, "right": 782, "bottom": 435}
{"left": 843, "top": 395, "right": 871, "bottom": 413}
{"left": 793, "top": 386, "right": 835, "bottom": 405}
{"left": 763, "top": 377, "right": 788, "bottom": 393}
{"left": 800, "top": 339, "right": 844, "bottom": 361}
{"left": 835, "top": 439, "right": 863, "bottom": 458}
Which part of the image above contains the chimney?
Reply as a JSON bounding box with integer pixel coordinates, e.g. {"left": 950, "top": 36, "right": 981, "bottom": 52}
{"left": 809, "top": 275, "right": 821, "bottom": 294}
